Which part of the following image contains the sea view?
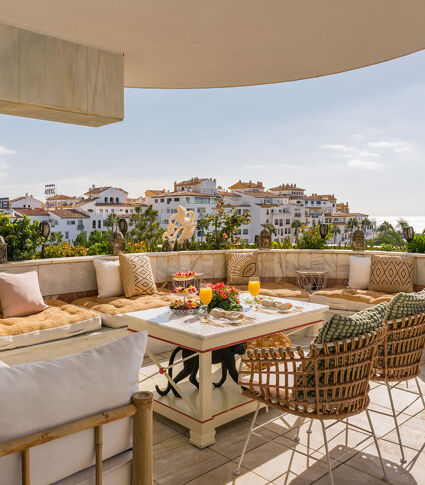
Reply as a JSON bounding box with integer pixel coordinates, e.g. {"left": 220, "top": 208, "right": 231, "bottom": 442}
{"left": 372, "top": 216, "right": 425, "bottom": 233}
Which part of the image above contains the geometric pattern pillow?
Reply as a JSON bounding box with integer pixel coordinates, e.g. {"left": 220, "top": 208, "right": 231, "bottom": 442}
{"left": 226, "top": 252, "right": 258, "bottom": 285}
{"left": 385, "top": 289, "right": 425, "bottom": 320}
{"left": 368, "top": 255, "right": 414, "bottom": 293}
{"left": 119, "top": 253, "right": 157, "bottom": 297}
{"left": 314, "top": 302, "right": 389, "bottom": 344}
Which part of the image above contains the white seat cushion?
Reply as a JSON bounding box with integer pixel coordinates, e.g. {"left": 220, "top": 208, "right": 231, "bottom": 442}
{"left": 0, "top": 332, "right": 147, "bottom": 485}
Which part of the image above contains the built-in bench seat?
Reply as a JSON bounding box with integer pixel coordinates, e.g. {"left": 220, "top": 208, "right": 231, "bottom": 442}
{"left": 0, "top": 300, "right": 101, "bottom": 352}
{"left": 235, "top": 282, "right": 310, "bottom": 301}
{"left": 310, "top": 286, "right": 394, "bottom": 312}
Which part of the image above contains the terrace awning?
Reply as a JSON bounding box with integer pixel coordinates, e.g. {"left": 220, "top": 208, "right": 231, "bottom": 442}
{"left": 1, "top": 0, "right": 425, "bottom": 89}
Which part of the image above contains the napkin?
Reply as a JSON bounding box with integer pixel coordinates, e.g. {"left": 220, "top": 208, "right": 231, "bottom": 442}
{"left": 259, "top": 299, "right": 293, "bottom": 311}
{"left": 209, "top": 308, "right": 246, "bottom": 321}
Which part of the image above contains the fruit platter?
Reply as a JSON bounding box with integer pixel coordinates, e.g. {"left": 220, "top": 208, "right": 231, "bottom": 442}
{"left": 173, "top": 271, "right": 196, "bottom": 281}
{"left": 169, "top": 298, "right": 200, "bottom": 312}
{"left": 169, "top": 283, "right": 200, "bottom": 313}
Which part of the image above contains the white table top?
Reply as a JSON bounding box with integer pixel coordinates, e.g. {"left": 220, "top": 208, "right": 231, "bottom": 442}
{"left": 127, "top": 294, "right": 328, "bottom": 352}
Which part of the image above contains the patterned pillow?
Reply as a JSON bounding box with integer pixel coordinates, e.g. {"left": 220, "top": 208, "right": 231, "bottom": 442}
{"left": 226, "top": 252, "right": 258, "bottom": 285}
{"left": 314, "top": 302, "right": 388, "bottom": 344}
{"left": 385, "top": 290, "right": 425, "bottom": 320}
{"left": 297, "top": 303, "right": 388, "bottom": 395}
{"left": 368, "top": 255, "right": 414, "bottom": 293}
{"left": 119, "top": 253, "right": 156, "bottom": 297}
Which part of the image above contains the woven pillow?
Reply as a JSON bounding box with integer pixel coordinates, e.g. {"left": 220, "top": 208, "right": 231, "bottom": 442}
{"left": 298, "top": 303, "right": 388, "bottom": 394}
{"left": 119, "top": 253, "right": 156, "bottom": 297}
{"left": 385, "top": 289, "right": 425, "bottom": 320}
{"left": 314, "top": 302, "right": 389, "bottom": 344}
{"left": 226, "top": 252, "right": 258, "bottom": 285}
{"left": 368, "top": 255, "right": 414, "bottom": 293}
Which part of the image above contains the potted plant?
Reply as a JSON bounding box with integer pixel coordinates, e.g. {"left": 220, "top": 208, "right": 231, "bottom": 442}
{"left": 206, "top": 282, "right": 242, "bottom": 312}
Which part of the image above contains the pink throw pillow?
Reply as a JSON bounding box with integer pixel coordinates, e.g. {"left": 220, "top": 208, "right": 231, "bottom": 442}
{"left": 0, "top": 271, "right": 48, "bottom": 318}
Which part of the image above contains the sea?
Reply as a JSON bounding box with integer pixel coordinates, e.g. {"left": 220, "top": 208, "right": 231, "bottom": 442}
{"left": 370, "top": 216, "right": 425, "bottom": 234}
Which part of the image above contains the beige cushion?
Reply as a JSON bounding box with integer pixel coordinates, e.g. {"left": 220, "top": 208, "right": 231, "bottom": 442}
{"left": 235, "top": 282, "right": 309, "bottom": 301}
{"left": 348, "top": 255, "right": 371, "bottom": 289}
{"left": 0, "top": 299, "right": 99, "bottom": 337}
{"left": 369, "top": 255, "right": 414, "bottom": 293}
{"left": 310, "top": 286, "right": 393, "bottom": 311}
{"left": 119, "top": 253, "right": 156, "bottom": 297}
{"left": 93, "top": 258, "right": 123, "bottom": 298}
{"left": 0, "top": 332, "right": 147, "bottom": 485}
{"left": 226, "top": 251, "right": 258, "bottom": 285}
{"left": 0, "top": 271, "right": 47, "bottom": 318}
{"left": 73, "top": 288, "right": 174, "bottom": 317}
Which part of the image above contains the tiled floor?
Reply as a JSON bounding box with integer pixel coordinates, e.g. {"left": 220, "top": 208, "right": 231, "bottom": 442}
{"left": 146, "top": 353, "right": 425, "bottom": 485}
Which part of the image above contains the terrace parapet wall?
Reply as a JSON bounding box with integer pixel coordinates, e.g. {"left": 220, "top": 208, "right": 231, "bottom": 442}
{"left": 1, "top": 249, "right": 425, "bottom": 302}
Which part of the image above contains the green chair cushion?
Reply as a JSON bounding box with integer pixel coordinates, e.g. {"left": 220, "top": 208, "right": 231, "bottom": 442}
{"left": 314, "top": 302, "right": 388, "bottom": 344}
{"left": 385, "top": 290, "right": 425, "bottom": 320}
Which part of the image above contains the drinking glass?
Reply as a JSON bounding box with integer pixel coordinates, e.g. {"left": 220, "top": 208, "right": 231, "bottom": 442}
{"left": 199, "top": 286, "right": 213, "bottom": 315}
{"left": 248, "top": 277, "right": 261, "bottom": 297}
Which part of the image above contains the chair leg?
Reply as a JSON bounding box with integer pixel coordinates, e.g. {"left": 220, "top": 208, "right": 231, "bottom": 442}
{"left": 320, "top": 420, "right": 334, "bottom": 485}
{"left": 386, "top": 381, "right": 407, "bottom": 464}
{"left": 294, "top": 419, "right": 302, "bottom": 442}
{"left": 415, "top": 377, "right": 425, "bottom": 410}
{"left": 366, "top": 409, "right": 389, "bottom": 482}
{"left": 234, "top": 402, "right": 260, "bottom": 475}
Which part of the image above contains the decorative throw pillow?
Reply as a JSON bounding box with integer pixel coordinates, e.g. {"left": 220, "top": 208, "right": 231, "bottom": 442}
{"left": 93, "top": 259, "right": 124, "bottom": 298}
{"left": 385, "top": 289, "right": 425, "bottom": 320}
{"left": 119, "top": 253, "right": 156, "bottom": 297}
{"left": 314, "top": 302, "right": 388, "bottom": 344}
{"left": 0, "top": 271, "right": 48, "bottom": 318}
{"left": 298, "top": 303, "right": 388, "bottom": 394}
{"left": 226, "top": 252, "right": 258, "bottom": 285}
{"left": 368, "top": 255, "right": 414, "bottom": 293}
{"left": 348, "top": 255, "right": 371, "bottom": 289}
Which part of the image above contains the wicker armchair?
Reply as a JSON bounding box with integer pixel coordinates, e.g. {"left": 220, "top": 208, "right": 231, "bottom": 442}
{"left": 234, "top": 326, "right": 388, "bottom": 485}
{"left": 371, "top": 311, "right": 425, "bottom": 463}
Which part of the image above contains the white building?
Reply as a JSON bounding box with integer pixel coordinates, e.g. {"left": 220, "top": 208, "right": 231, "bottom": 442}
{"left": 10, "top": 193, "right": 43, "bottom": 209}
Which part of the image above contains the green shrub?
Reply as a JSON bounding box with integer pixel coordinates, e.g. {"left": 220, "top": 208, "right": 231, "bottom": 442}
{"left": 295, "top": 225, "right": 331, "bottom": 249}
{"left": 0, "top": 214, "right": 44, "bottom": 261}
{"left": 407, "top": 234, "right": 425, "bottom": 253}
{"left": 42, "top": 242, "right": 88, "bottom": 258}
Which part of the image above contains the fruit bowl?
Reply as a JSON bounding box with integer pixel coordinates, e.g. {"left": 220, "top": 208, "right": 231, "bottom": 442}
{"left": 173, "top": 271, "right": 196, "bottom": 281}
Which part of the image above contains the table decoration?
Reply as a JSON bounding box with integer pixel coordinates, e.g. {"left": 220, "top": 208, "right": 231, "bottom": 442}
{"left": 206, "top": 282, "right": 242, "bottom": 312}
{"left": 169, "top": 283, "right": 200, "bottom": 313}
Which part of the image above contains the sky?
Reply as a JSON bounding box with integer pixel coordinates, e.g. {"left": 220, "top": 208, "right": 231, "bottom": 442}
{"left": 0, "top": 49, "right": 425, "bottom": 216}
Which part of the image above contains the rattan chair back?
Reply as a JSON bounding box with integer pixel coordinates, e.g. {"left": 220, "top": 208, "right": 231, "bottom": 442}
{"left": 373, "top": 312, "right": 425, "bottom": 382}
{"left": 239, "top": 326, "right": 386, "bottom": 420}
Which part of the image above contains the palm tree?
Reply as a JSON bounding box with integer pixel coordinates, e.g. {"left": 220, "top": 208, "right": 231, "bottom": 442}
{"left": 360, "top": 217, "right": 371, "bottom": 231}
{"left": 346, "top": 217, "right": 359, "bottom": 239}
{"left": 291, "top": 219, "right": 302, "bottom": 241}
{"left": 332, "top": 225, "right": 341, "bottom": 244}
{"left": 104, "top": 213, "right": 119, "bottom": 232}
{"left": 378, "top": 221, "right": 394, "bottom": 233}
{"left": 396, "top": 218, "right": 409, "bottom": 234}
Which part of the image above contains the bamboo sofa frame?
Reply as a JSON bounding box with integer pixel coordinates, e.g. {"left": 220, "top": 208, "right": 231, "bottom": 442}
{"left": 0, "top": 391, "right": 154, "bottom": 485}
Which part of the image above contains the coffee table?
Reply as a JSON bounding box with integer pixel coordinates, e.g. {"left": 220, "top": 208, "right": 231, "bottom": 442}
{"left": 127, "top": 294, "right": 328, "bottom": 448}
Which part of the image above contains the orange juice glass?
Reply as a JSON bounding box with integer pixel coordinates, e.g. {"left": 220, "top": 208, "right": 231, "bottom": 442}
{"left": 199, "top": 286, "right": 213, "bottom": 307}
{"left": 248, "top": 278, "right": 261, "bottom": 297}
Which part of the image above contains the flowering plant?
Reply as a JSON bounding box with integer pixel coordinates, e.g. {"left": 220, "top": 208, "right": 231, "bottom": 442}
{"left": 207, "top": 282, "right": 242, "bottom": 312}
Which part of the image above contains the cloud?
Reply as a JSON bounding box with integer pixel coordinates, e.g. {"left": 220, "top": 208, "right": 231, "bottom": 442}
{"left": 0, "top": 145, "right": 14, "bottom": 178}
{"left": 0, "top": 146, "right": 15, "bottom": 156}
{"left": 243, "top": 164, "right": 267, "bottom": 169}
{"left": 321, "top": 144, "right": 355, "bottom": 153}
{"left": 368, "top": 140, "right": 411, "bottom": 154}
{"left": 347, "top": 158, "right": 385, "bottom": 171}
{"left": 357, "top": 150, "right": 379, "bottom": 158}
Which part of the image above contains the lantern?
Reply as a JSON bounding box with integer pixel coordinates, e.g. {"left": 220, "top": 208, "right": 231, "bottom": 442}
{"left": 118, "top": 218, "right": 128, "bottom": 236}
{"left": 40, "top": 221, "right": 51, "bottom": 258}
{"left": 0, "top": 235, "right": 7, "bottom": 264}
{"left": 258, "top": 228, "right": 272, "bottom": 250}
{"left": 403, "top": 226, "right": 414, "bottom": 243}
{"left": 109, "top": 230, "right": 125, "bottom": 255}
{"left": 319, "top": 223, "right": 329, "bottom": 240}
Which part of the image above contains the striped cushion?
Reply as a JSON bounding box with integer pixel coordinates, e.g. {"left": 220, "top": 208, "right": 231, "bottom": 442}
{"left": 385, "top": 290, "right": 425, "bottom": 320}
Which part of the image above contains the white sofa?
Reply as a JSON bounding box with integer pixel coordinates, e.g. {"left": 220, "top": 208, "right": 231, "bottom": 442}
{"left": 0, "top": 332, "right": 152, "bottom": 485}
